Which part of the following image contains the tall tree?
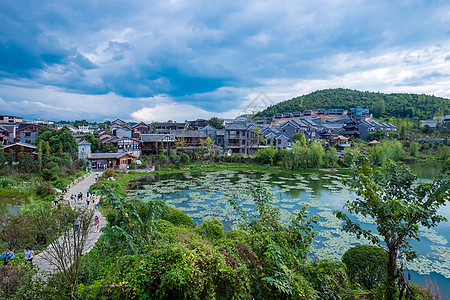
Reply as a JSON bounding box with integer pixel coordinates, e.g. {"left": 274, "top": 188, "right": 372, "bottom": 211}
{"left": 334, "top": 158, "right": 450, "bottom": 300}
{"left": 82, "top": 133, "right": 100, "bottom": 152}
{"left": 206, "top": 117, "right": 224, "bottom": 129}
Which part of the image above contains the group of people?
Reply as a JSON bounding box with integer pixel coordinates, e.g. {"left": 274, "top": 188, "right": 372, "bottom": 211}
{"left": 0, "top": 246, "right": 34, "bottom": 266}
{"left": 69, "top": 192, "right": 99, "bottom": 209}
{"left": 74, "top": 215, "right": 100, "bottom": 232}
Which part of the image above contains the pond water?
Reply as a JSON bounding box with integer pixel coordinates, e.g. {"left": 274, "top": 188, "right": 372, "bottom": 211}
{"left": 130, "top": 165, "right": 450, "bottom": 299}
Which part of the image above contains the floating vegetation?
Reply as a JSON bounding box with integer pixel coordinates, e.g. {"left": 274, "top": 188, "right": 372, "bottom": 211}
{"left": 130, "top": 170, "right": 450, "bottom": 280}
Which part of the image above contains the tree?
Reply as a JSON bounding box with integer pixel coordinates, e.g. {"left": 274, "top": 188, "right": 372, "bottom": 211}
{"left": 206, "top": 117, "right": 224, "bottom": 129}
{"left": 372, "top": 99, "right": 386, "bottom": 117}
{"left": 334, "top": 158, "right": 450, "bottom": 300}
{"left": 291, "top": 133, "right": 306, "bottom": 146}
{"left": 342, "top": 245, "right": 388, "bottom": 290}
{"left": 82, "top": 133, "right": 100, "bottom": 152}
{"left": 175, "top": 131, "right": 187, "bottom": 154}
{"left": 31, "top": 204, "right": 94, "bottom": 300}
{"left": 228, "top": 183, "right": 318, "bottom": 298}
{"left": 367, "top": 128, "right": 386, "bottom": 141}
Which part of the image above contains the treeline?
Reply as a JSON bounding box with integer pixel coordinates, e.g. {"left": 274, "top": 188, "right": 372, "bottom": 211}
{"left": 255, "top": 88, "right": 450, "bottom": 119}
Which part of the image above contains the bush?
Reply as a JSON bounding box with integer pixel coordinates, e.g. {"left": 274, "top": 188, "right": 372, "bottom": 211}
{"left": 342, "top": 245, "right": 388, "bottom": 290}
{"left": 104, "top": 168, "right": 114, "bottom": 178}
{"left": 304, "top": 260, "right": 349, "bottom": 300}
{"left": 180, "top": 153, "right": 190, "bottom": 164}
{"left": 196, "top": 219, "right": 224, "bottom": 240}
{"left": 160, "top": 204, "right": 194, "bottom": 227}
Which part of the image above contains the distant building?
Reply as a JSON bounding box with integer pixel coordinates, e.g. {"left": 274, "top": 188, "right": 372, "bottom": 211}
{"left": 78, "top": 140, "right": 92, "bottom": 160}
{"left": 347, "top": 106, "right": 370, "bottom": 122}
{"left": 328, "top": 109, "right": 344, "bottom": 115}
{"left": 117, "top": 137, "right": 140, "bottom": 157}
{"left": 420, "top": 120, "right": 437, "bottom": 129}
{"left": 3, "top": 142, "right": 37, "bottom": 162}
{"left": 87, "top": 152, "right": 137, "bottom": 170}
{"left": 0, "top": 115, "right": 22, "bottom": 124}
{"left": 140, "top": 134, "right": 177, "bottom": 154}
{"left": 16, "top": 124, "right": 40, "bottom": 143}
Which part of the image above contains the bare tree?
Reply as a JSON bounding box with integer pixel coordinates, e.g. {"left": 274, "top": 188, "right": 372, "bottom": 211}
{"left": 32, "top": 204, "right": 94, "bottom": 299}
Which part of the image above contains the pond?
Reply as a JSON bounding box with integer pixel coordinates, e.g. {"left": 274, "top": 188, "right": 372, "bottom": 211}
{"left": 130, "top": 166, "right": 450, "bottom": 299}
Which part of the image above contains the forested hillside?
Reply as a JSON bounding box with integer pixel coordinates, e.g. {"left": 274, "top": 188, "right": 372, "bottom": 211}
{"left": 255, "top": 88, "right": 450, "bottom": 119}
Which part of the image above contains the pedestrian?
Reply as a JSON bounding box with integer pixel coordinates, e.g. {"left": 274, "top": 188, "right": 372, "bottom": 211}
{"left": 0, "top": 247, "right": 15, "bottom": 266}
{"left": 74, "top": 217, "right": 80, "bottom": 232}
{"left": 24, "top": 246, "right": 34, "bottom": 267}
{"left": 86, "top": 189, "right": 90, "bottom": 198}
{"left": 95, "top": 172, "right": 98, "bottom": 181}
{"left": 53, "top": 195, "right": 59, "bottom": 207}
{"left": 95, "top": 215, "right": 100, "bottom": 232}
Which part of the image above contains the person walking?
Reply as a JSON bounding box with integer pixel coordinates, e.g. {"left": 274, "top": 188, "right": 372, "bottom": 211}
{"left": 74, "top": 217, "right": 80, "bottom": 232}
{"left": 94, "top": 216, "right": 100, "bottom": 232}
{"left": 86, "top": 189, "right": 90, "bottom": 198}
{"left": 24, "top": 246, "right": 34, "bottom": 267}
{"left": 95, "top": 172, "right": 98, "bottom": 181}
{"left": 0, "top": 247, "right": 15, "bottom": 266}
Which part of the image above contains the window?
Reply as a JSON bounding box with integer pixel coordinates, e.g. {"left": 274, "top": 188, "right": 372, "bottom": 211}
{"left": 278, "top": 139, "right": 282, "bottom": 145}
{"left": 25, "top": 132, "right": 31, "bottom": 137}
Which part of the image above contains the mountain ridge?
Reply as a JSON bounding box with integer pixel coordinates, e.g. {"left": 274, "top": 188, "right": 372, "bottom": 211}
{"left": 254, "top": 88, "right": 450, "bottom": 120}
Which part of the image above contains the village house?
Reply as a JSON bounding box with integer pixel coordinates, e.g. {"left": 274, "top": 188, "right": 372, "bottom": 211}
{"left": 199, "top": 125, "right": 225, "bottom": 147}
{"left": 117, "top": 137, "right": 140, "bottom": 156}
{"left": 140, "top": 133, "right": 177, "bottom": 154}
{"left": 16, "top": 123, "right": 40, "bottom": 143}
{"left": 3, "top": 142, "right": 37, "bottom": 162}
{"left": 87, "top": 152, "right": 137, "bottom": 170}
{"left": 0, "top": 115, "right": 23, "bottom": 124}
{"left": 113, "top": 125, "right": 133, "bottom": 138}
{"left": 154, "top": 122, "right": 186, "bottom": 131}
{"left": 132, "top": 122, "right": 151, "bottom": 139}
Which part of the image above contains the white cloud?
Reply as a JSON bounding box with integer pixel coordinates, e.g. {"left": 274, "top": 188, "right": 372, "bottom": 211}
{"left": 131, "top": 101, "right": 241, "bottom": 122}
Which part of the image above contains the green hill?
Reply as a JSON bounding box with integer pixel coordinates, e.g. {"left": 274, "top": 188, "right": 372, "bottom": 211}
{"left": 254, "top": 88, "right": 450, "bottom": 120}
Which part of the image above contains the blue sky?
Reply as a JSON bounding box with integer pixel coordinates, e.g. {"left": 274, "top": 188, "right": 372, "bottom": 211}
{"left": 1, "top": 0, "right": 450, "bottom": 122}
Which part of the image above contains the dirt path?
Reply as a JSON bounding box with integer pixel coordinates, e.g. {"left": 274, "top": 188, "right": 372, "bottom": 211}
{"left": 33, "top": 172, "right": 106, "bottom": 277}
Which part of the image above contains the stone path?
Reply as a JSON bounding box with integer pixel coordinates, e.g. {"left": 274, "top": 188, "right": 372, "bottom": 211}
{"left": 33, "top": 172, "right": 106, "bottom": 277}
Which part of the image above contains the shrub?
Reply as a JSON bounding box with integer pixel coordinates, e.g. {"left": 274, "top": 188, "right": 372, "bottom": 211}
{"left": 160, "top": 204, "right": 194, "bottom": 227}
{"left": 196, "top": 219, "right": 224, "bottom": 240}
{"left": 180, "top": 153, "right": 190, "bottom": 164}
{"left": 342, "top": 245, "right": 388, "bottom": 290}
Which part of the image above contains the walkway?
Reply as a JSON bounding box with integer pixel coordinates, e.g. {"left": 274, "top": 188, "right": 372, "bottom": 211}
{"left": 33, "top": 172, "right": 106, "bottom": 277}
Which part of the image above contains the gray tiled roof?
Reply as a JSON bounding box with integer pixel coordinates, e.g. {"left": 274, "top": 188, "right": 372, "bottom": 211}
{"left": 169, "top": 130, "right": 207, "bottom": 138}
{"left": 87, "top": 152, "right": 136, "bottom": 160}
{"left": 140, "top": 134, "right": 176, "bottom": 142}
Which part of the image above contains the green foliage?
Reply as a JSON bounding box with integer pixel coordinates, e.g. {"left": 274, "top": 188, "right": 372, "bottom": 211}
{"left": 228, "top": 183, "right": 318, "bottom": 299}
{"left": 256, "top": 146, "right": 277, "bottom": 165}
{"left": 323, "top": 147, "right": 338, "bottom": 168}
{"left": 370, "top": 139, "right": 403, "bottom": 165}
{"left": 196, "top": 219, "right": 224, "bottom": 240}
{"left": 368, "top": 128, "right": 387, "bottom": 141}
{"left": 206, "top": 116, "right": 225, "bottom": 129}
{"left": 342, "top": 245, "right": 388, "bottom": 290}
{"left": 82, "top": 133, "right": 100, "bottom": 152}
{"left": 280, "top": 141, "right": 324, "bottom": 169}
{"left": 304, "top": 260, "right": 349, "bottom": 300}
{"left": 255, "top": 88, "right": 450, "bottom": 120}
{"left": 180, "top": 153, "right": 190, "bottom": 164}
{"left": 334, "top": 158, "right": 450, "bottom": 300}
{"left": 160, "top": 204, "right": 194, "bottom": 228}
{"left": 99, "top": 184, "right": 165, "bottom": 254}
{"left": 37, "top": 126, "right": 78, "bottom": 155}
{"left": 291, "top": 133, "right": 306, "bottom": 146}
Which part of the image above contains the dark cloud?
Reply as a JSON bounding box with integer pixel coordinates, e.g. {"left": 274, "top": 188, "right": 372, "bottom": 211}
{"left": 1, "top": 0, "right": 450, "bottom": 120}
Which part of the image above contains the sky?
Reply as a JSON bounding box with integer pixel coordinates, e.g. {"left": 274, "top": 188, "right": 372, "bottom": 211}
{"left": 1, "top": 0, "right": 450, "bottom": 122}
